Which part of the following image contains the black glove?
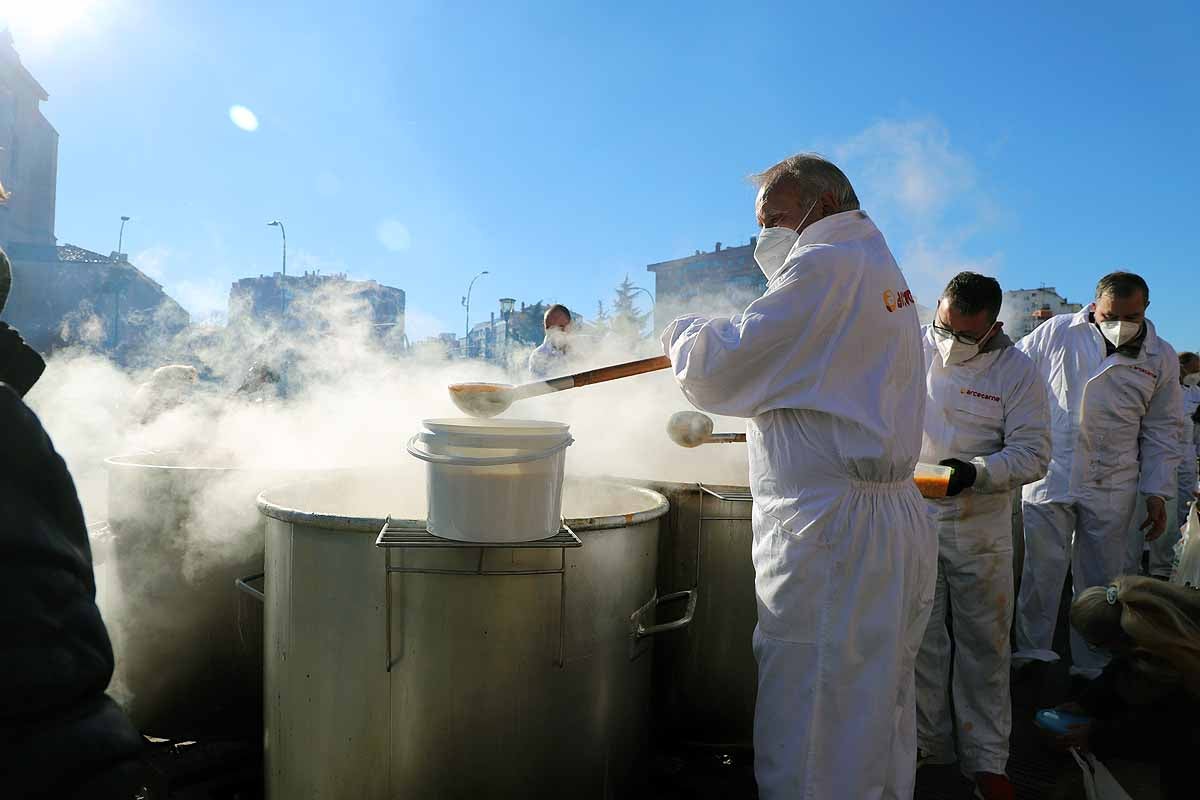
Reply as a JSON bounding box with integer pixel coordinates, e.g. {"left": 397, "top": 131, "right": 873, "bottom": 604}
{"left": 939, "top": 458, "right": 977, "bottom": 497}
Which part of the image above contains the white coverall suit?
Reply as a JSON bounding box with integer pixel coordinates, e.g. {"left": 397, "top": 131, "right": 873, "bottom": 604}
{"left": 663, "top": 210, "right": 937, "bottom": 800}
{"left": 1014, "top": 308, "right": 1182, "bottom": 677}
{"left": 914, "top": 329, "right": 1050, "bottom": 775}
{"left": 1147, "top": 385, "right": 1200, "bottom": 576}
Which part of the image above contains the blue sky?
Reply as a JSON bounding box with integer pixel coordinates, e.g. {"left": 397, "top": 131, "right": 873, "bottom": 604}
{"left": 6, "top": 0, "right": 1198, "bottom": 351}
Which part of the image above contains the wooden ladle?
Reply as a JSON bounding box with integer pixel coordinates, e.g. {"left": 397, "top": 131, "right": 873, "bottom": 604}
{"left": 449, "top": 355, "right": 672, "bottom": 418}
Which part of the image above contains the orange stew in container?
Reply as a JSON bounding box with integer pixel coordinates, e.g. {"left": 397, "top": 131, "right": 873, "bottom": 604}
{"left": 913, "top": 463, "right": 953, "bottom": 499}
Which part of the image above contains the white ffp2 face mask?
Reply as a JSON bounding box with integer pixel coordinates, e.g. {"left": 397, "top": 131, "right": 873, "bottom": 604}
{"left": 1097, "top": 319, "right": 1141, "bottom": 348}
{"left": 1184, "top": 372, "right": 1200, "bottom": 387}
{"left": 753, "top": 228, "right": 799, "bottom": 280}
{"left": 753, "top": 199, "right": 819, "bottom": 280}
{"left": 936, "top": 335, "right": 980, "bottom": 367}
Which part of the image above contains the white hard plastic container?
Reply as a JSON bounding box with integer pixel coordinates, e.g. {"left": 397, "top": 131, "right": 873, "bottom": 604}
{"left": 407, "top": 418, "right": 573, "bottom": 542}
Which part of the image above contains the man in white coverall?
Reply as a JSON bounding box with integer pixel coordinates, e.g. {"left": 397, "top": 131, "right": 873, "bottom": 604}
{"left": 1148, "top": 351, "right": 1200, "bottom": 576}
{"left": 1124, "top": 351, "right": 1200, "bottom": 577}
{"left": 662, "top": 153, "right": 936, "bottom": 799}
{"left": 913, "top": 273, "right": 1050, "bottom": 800}
{"left": 1014, "top": 272, "right": 1182, "bottom": 678}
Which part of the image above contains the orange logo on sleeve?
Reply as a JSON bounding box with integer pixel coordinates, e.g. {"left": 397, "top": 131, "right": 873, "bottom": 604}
{"left": 883, "top": 289, "right": 915, "bottom": 312}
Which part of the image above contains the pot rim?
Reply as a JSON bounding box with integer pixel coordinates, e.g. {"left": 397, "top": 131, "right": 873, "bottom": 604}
{"left": 105, "top": 450, "right": 294, "bottom": 473}
{"left": 256, "top": 478, "right": 670, "bottom": 534}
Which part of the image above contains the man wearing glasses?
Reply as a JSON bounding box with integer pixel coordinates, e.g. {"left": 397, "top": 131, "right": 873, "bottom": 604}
{"left": 914, "top": 272, "right": 1050, "bottom": 800}
{"left": 1014, "top": 271, "right": 1183, "bottom": 679}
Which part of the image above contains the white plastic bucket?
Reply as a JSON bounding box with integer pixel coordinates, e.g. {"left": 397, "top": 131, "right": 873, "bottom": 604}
{"left": 406, "top": 418, "right": 573, "bottom": 542}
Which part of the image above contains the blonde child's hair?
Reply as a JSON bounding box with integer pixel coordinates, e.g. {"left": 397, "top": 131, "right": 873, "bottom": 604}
{"left": 1071, "top": 576, "right": 1200, "bottom": 696}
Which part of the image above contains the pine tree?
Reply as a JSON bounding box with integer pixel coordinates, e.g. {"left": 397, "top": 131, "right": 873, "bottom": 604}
{"left": 609, "top": 275, "right": 651, "bottom": 341}
{"left": 593, "top": 300, "right": 611, "bottom": 329}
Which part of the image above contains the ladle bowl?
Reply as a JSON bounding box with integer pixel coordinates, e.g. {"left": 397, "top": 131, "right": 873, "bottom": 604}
{"left": 667, "top": 411, "right": 715, "bottom": 448}
{"left": 448, "top": 382, "right": 517, "bottom": 418}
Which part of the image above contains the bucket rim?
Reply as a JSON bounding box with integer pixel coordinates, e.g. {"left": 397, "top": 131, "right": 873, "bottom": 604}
{"left": 422, "top": 417, "right": 570, "bottom": 437}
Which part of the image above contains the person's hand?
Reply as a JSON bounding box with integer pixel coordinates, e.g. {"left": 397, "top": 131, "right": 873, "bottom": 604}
{"left": 939, "top": 458, "right": 977, "bottom": 497}
{"left": 1141, "top": 495, "right": 1167, "bottom": 541}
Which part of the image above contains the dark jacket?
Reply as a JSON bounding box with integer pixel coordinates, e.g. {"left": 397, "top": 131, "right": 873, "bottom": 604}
{"left": 1077, "top": 656, "right": 1200, "bottom": 800}
{"left": 0, "top": 321, "right": 45, "bottom": 397}
{"left": 0, "top": 383, "right": 144, "bottom": 797}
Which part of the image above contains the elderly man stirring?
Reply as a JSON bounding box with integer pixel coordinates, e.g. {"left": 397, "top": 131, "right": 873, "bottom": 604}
{"left": 662, "top": 154, "right": 936, "bottom": 799}
{"left": 1014, "top": 272, "right": 1183, "bottom": 678}
{"left": 913, "top": 273, "right": 1050, "bottom": 800}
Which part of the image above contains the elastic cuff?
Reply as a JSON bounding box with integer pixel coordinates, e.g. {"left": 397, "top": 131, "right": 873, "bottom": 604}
{"left": 960, "top": 748, "right": 1009, "bottom": 778}
{"left": 970, "top": 456, "right": 991, "bottom": 492}
{"left": 1012, "top": 649, "right": 1059, "bottom": 664}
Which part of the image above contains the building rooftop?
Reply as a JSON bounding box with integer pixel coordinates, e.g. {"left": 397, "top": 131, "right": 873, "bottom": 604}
{"left": 647, "top": 239, "right": 755, "bottom": 272}
{"left": 56, "top": 243, "right": 112, "bottom": 263}
{"left": 55, "top": 243, "right": 167, "bottom": 292}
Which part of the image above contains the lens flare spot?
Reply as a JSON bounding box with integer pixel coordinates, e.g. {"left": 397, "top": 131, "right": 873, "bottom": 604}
{"left": 376, "top": 219, "right": 412, "bottom": 252}
{"left": 228, "top": 105, "right": 259, "bottom": 132}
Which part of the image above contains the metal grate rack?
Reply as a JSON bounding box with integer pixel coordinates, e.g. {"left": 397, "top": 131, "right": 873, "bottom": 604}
{"left": 374, "top": 520, "right": 581, "bottom": 671}
{"left": 376, "top": 523, "right": 581, "bottom": 550}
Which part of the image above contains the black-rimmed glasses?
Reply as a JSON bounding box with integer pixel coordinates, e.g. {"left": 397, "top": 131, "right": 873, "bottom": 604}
{"left": 930, "top": 321, "right": 989, "bottom": 346}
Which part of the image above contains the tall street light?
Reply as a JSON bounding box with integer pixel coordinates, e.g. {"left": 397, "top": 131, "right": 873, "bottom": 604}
{"left": 631, "top": 285, "right": 656, "bottom": 333}
{"left": 462, "top": 270, "right": 488, "bottom": 357}
{"left": 268, "top": 220, "right": 287, "bottom": 316}
{"left": 630, "top": 285, "right": 655, "bottom": 308}
{"left": 499, "top": 297, "right": 516, "bottom": 363}
{"left": 116, "top": 215, "right": 131, "bottom": 261}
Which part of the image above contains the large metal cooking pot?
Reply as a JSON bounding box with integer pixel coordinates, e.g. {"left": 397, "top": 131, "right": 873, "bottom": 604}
{"left": 633, "top": 479, "right": 758, "bottom": 749}
{"left": 641, "top": 480, "right": 1029, "bottom": 750}
{"left": 255, "top": 471, "right": 685, "bottom": 799}
{"left": 103, "top": 451, "right": 302, "bottom": 735}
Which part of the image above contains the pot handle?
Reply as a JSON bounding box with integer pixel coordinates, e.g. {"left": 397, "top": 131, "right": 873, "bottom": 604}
{"left": 632, "top": 589, "right": 697, "bottom": 638}
{"left": 406, "top": 433, "right": 573, "bottom": 467}
{"left": 236, "top": 572, "right": 265, "bottom": 603}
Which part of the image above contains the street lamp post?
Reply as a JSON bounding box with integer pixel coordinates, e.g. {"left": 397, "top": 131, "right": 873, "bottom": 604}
{"left": 499, "top": 297, "right": 516, "bottom": 364}
{"left": 631, "top": 285, "right": 655, "bottom": 332}
{"left": 462, "top": 270, "right": 488, "bottom": 357}
{"left": 103, "top": 271, "right": 127, "bottom": 349}
{"left": 116, "top": 216, "right": 130, "bottom": 261}
{"left": 631, "top": 285, "right": 655, "bottom": 308}
{"left": 268, "top": 220, "right": 287, "bottom": 316}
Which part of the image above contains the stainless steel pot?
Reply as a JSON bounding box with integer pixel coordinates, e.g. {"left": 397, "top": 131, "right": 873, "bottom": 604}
{"left": 254, "top": 472, "right": 684, "bottom": 799}
{"left": 641, "top": 480, "right": 1025, "bottom": 750}
{"left": 632, "top": 479, "right": 758, "bottom": 748}
{"left": 103, "top": 451, "right": 302, "bottom": 735}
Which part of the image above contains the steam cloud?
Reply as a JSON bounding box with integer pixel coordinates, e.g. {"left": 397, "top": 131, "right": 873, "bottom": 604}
{"left": 24, "top": 279, "right": 751, "bottom": 719}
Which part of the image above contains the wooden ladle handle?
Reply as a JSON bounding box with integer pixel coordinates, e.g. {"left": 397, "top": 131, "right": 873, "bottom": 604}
{"left": 566, "top": 355, "right": 672, "bottom": 388}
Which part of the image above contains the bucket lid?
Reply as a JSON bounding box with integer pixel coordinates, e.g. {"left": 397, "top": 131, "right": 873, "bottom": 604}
{"left": 422, "top": 417, "right": 569, "bottom": 437}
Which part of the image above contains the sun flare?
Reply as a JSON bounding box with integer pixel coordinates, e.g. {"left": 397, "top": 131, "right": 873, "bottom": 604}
{"left": 1, "top": 0, "right": 103, "bottom": 43}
